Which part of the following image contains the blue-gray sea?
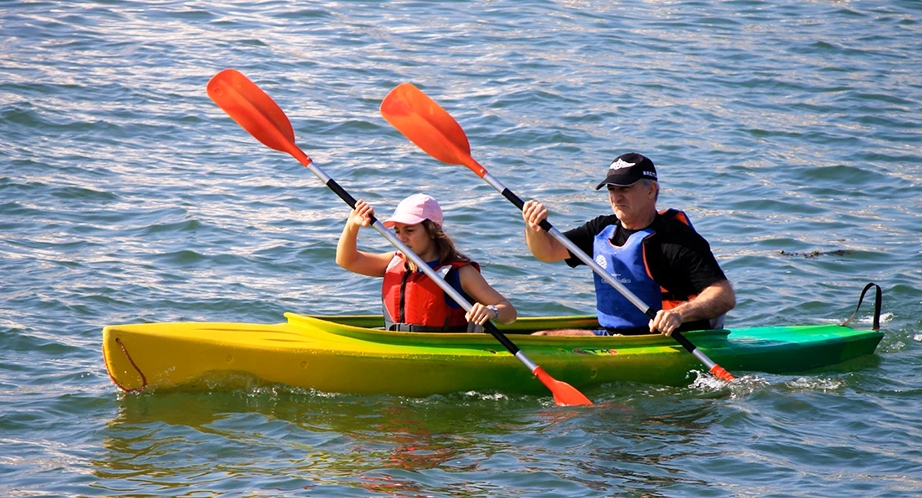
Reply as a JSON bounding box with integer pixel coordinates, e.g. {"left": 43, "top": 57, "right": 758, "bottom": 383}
{"left": 3, "top": 0, "right": 922, "bottom": 496}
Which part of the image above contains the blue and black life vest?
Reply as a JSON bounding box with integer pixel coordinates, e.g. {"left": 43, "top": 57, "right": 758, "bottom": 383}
{"left": 592, "top": 209, "right": 710, "bottom": 329}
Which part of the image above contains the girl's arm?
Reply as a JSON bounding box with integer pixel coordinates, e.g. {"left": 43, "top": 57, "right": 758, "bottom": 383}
{"left": 335, "top": 199, "right": 393, "bottom": 277}
{"left": 457, "top": 265, "right": 517, "bottom": 325}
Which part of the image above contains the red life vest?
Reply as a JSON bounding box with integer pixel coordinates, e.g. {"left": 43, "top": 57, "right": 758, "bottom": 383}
{"left": 381, "top": 253, "right": 480, "bottom": 332}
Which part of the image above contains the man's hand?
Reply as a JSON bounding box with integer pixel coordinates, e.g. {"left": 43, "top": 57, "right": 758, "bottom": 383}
{"left": 650, "top": 309, "right": 682, "bottom": 336}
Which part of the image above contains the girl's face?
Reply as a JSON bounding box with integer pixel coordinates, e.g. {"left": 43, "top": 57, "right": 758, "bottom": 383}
{"left": 392, "top": 222, "right": 436, "bottom": 260}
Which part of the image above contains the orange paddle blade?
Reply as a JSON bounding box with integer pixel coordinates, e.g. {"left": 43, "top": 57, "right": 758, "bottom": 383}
{"left": 207, "top": 69, "right": 310, "bottom": 165}
{"left": 710, "top": 365, "right": 735, "bottom": 382}
{"left": 381, "top": 83, "right": 486, "bottom": 175}
{"left": 533, "top": 366, "right": 593, "bottom": 406}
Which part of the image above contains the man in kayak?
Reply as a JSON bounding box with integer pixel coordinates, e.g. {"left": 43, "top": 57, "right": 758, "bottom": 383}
{"left": 522, "top": 153, "right": 735, "bottom": 337}
{"left": 337, "top": 193, "right": 517, "bottom": 332}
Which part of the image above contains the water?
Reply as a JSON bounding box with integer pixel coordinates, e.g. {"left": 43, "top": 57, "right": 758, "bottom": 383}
{"left": 2, "top": 0, "right": 921, "bottom": 495}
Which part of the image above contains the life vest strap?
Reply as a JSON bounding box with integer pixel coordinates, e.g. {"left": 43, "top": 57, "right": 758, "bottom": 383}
{"left": 388, "top": 322, "right": 483, "bottom": 333}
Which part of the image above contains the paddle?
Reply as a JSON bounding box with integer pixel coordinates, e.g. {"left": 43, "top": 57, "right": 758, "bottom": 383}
{"left": 380, "top": 83, "right": 735, "bottom": 382}
{"left": 206, "top": 69, "right": 592, "bottom": 406}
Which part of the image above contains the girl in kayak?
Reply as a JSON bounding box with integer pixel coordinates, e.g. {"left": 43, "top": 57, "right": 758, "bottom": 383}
{"left": 336, "top": 193, "right": 517, "bottom": 332}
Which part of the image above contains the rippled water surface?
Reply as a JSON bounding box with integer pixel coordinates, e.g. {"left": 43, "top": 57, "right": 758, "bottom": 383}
{"left": 2, "top": 0, "right": 922, "bottom": 495}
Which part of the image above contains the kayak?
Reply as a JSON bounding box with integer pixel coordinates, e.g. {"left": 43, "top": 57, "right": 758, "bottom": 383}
{"left": 102, "top": 312, "right": 883, "bottom": 396}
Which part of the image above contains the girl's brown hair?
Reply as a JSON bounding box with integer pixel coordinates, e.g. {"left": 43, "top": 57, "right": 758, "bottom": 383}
{"left": 403, "top": 220, "right": 470, "bottom": 272}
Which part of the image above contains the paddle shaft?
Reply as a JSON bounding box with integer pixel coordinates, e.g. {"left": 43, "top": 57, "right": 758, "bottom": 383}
{"left": 209, "top": 83, "right": 518, "bottom": 353}
{"left": 209, "top": 70, "right": 591, "bottom": 405}
{"left": 481, "top": 171, "right": 731, "bottom": 377}
{"left": 279, "top": 157, "right": 536, "bottom": 372}
{"left": 302, "top": 167, "right": 588, "bottom": 403}
{"left": 379, "top": 82, "right": 731, "bottom": 381}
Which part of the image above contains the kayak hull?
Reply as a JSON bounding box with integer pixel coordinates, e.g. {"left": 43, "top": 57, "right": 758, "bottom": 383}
{"left": 102, "top": 313, "right": 883, "bottom": 396}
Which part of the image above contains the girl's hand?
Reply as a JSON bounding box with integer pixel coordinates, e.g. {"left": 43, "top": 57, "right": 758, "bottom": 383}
{"left": 466, "top": 302, "right": 499, "bottom": 326}
{"left": 349, "top": 199, "right": 375, "bottom": 228}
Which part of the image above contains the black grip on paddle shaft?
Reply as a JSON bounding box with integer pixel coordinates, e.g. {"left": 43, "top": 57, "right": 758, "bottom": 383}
{"left": 670, "top": 331, "right": 697, "bottom": 354}
{"left": 502, "top": 188, "right": 552, "bottom": 232}
{"left": 484, "top": 321, "right": 520, "bottom": 355}
{"left": 644, "top": 308, "right": 695, "bottom": 353}
{"left": 327, "top": 179, "right": 380, "bottom": 223}
{"left": 326, "top": 179, "right": 358, "bottom": 209}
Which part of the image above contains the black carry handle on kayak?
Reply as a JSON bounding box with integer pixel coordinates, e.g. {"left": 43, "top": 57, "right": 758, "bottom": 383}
{"left": 840, "top": 282, "right": 882, "bottom": 331}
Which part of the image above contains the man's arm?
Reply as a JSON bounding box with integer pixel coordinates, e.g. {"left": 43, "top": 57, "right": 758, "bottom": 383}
{"left": 522, "top": 200, "right": 571, "bottom": 262}
{"left": 650, "top": 279, "right": 736, "bottom": 336}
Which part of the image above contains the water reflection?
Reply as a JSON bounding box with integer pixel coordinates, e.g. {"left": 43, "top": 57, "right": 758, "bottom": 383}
{"left": 93, "top": 376, "right": 882, "bottom": 495}
{"left": 97, "top": 389, "right": 554, "bottom": 493}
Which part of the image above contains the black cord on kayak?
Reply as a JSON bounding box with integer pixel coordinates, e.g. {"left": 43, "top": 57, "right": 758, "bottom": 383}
{"left": 840, "top": 282, "right": 882, "bottom": 331}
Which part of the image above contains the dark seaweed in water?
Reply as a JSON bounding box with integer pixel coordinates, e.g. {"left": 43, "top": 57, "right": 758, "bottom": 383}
{"left": 779, "top": 249, "right": 855, "bottom": 258}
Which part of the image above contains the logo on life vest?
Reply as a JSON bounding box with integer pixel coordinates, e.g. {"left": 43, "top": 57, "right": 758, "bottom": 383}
{"left": 595, "top": 254, "right": 607, "bottom": 269}
{"left": 613, "top": 272, "right": 632, "bottom": 284}
{"left": 609, "top": 158, "right": 636, "bottom": 170}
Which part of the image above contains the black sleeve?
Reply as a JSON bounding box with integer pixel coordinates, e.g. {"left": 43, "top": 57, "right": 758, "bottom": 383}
{"left": 686, "top": 239, "right": 727, "bottom": 292}
{"left": 649, "top": 225, "right": 728, "bottom": 296}
{"left": 562, "top": 214, "right": 620, "bottom": 268}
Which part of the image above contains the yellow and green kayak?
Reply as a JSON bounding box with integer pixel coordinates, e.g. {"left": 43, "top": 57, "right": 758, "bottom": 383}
{"left": 102, "top": 313, "right": 883, "bottom": 396}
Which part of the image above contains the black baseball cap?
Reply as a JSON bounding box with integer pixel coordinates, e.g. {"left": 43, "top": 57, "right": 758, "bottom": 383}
{"left": 594, "top": 153, "right": 658, "bottom": 189}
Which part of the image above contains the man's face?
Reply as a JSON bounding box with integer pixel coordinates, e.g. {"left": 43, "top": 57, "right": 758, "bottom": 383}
{"left": 607, "top": 181, "right": 658, "bottom": 225}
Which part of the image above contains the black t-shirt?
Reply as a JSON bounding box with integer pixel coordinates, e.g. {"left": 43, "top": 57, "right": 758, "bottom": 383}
{"left": 563, "top": 212, "right": 727, "bottom": 301}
